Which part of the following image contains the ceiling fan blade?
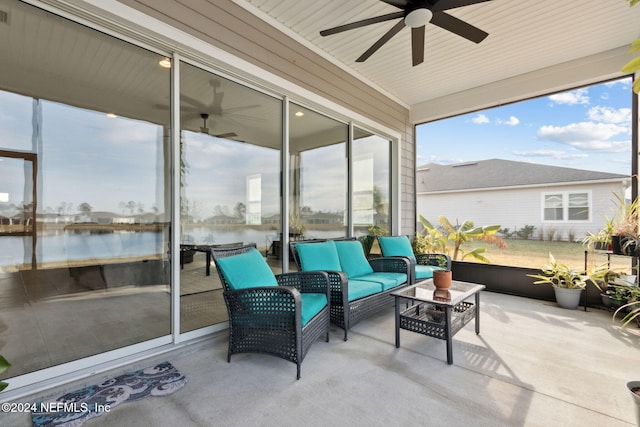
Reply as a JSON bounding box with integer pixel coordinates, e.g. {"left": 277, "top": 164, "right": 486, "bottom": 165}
{"left": 411, "top": 26, "right": 425, "bottom": 66}
{"left": 356, "top": 19, "right": 406, "bottom": 62}
{"left": 181, "top": 94, "right": 207, "bottom": 110}
{"left": 218, "top": 104, "right": 261, "bottom": 114}
{"left": 214, "top": 132, "right": 238, "bottom": 139}
{"left": 378, "top": 0, "right": 408, "bottom": 8}
{"left": 212, "top": 91, "right": 224, "bottom": 114}
{"left": 430, "top": 11, "right": 488, "bottom": 43}
{"left": 320, "top": 11, "right": 403, "bottom": 36}
{"left": 432, "top": 0, "right": 492, "bottom": 12}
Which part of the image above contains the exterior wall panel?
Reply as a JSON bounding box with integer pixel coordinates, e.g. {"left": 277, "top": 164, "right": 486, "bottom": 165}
{"left": 417, "top": 182, "right": 626, "bottom": 242}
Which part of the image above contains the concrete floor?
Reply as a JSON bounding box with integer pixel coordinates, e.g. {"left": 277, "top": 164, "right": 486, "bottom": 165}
{"left": 3, "top": 291, "right": 640, "bottom": 427}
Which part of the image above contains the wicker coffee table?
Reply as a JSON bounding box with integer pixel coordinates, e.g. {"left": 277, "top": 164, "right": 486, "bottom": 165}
{"left": 392, "top": 279, "right": 485, "bottom": 364}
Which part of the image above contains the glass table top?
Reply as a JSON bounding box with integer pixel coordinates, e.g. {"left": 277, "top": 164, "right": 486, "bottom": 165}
{"left": 392, "top": 279, "right": 485, "bottom": 306}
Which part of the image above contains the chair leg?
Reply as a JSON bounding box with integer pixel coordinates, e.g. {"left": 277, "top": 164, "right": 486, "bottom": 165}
{"left": 296, "top": 363, "right": 301, "bottom": 380}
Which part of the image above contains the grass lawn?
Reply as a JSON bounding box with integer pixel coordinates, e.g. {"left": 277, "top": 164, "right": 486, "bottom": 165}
{"left": 453, "top": 238, "right": 634, "bottom": 273}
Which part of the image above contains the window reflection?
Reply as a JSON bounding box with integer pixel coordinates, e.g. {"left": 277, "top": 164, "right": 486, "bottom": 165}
{"left": 179, "top": 63, "right": 282, "bottom": 332}
{"left": 353, "top": 128, "right": 391, "bottom": 236}
{"left": 289, "top": 103, "right": 348, "bottom": 240}
{"left": 0, "top": 1, "right": 171, "bottom": 378}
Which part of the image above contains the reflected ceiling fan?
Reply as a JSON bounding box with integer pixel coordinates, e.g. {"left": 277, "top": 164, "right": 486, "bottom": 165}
{"left": 319, "top": 0, "right": 491, "bottom": 66}
{"left": 155, "top": 79, "right": 261, "bottom": 138}
{"left": 182, "top": 79, "right": 261, "bottom": 121}
{"left": 199, "top": 113, "right": 237, "bottom": 139}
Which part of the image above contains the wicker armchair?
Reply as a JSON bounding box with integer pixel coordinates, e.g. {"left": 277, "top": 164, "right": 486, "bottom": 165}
{"left": 211, "top": 244, "right": 330, "bottom": 380}
{"left": 377, "top": 235, "right": 451, "bottom": 284}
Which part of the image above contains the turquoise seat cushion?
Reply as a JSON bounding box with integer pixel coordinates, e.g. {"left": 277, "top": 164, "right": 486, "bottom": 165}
{"left": 415, "top": 265, "right": 442, "bottom": 280}
{"left": 300, "top": 293, "right": 328, "bottom": 327}
{"left": 335, "top": 240, "right": 374, "bottom": 278}
{"left": 295, "top": 240, "right": 341, "bottom": 272}
{"left": 347, "top": 279, "right": 383, "bottom": 302}
{"left": 215, "top": 248, "right": 278, "bottom": 290}
{"left": 354, "top": 272, "right": 408, "bottom": 291}
{"left": 378, "top": 236, "right": 416, "bottom": 261}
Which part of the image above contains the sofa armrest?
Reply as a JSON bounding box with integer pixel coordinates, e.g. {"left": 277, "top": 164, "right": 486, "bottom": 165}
{"left": 224, "top": 286, "right": 301, "bottom": 324}
{"left": 276, "top": 271, "right": 330, "bottom": 299}
{"left": 368, "top": 256, "right": 411, "bottom": 275}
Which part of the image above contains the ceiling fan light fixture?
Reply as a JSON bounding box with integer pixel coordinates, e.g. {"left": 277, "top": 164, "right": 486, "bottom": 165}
{"left": 404, "top": 8, "right": 432, "bottom": 28}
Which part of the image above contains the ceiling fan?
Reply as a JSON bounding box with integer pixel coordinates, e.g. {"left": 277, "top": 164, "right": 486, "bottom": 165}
{"left": 199, "top": 113, "right": 237, "bottom": 139}
{"left": 319, "top": 0, "right": 491, "bottom": 66}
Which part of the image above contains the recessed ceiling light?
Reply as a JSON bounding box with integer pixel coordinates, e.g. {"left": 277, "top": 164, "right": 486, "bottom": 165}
{"left": 106, "top": 113, "right": 117, "bottom": 118}
{"left": 295, "top": 111, "right": 304, "bottom": 117}
{"left": 159, "top": 58, "right": 171, "bottom": 68}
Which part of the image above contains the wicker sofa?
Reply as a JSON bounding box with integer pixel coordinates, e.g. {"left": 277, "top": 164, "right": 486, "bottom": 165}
{"left": 290, "top": 238, "right": 411, "bottom": 341}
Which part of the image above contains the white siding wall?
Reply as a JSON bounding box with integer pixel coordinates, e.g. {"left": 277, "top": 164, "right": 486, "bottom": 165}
{"left": 417, "top": 181, "right": 626, "bottom": 241}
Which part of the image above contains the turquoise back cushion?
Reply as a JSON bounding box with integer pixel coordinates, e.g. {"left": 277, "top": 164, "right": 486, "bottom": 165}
{"left": 215, "top": 248, "right": 278, "bottom": 290}
{"left": 295, "top": 240, "right": 341, "bottom": 271}
{"left": 378, "top": 236, "right": 416, "bottom": 261}
{"left": 335, "top": 240, "right": 374, "bottom": 278}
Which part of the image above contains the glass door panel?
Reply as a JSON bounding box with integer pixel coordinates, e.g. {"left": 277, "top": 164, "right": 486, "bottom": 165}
{"left": 289, "top": 103, "right": 348, "bottom": 245}
{"left": 353, "top": 128, "right": 391, "bottom": 255}
{"left": 0, "top": 154, "right": 35, "bottom": 271}
{"left": 179, "top": 63, "right": 283, "bottom": 332}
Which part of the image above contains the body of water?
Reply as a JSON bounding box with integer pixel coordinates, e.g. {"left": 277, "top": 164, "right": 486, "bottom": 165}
{"left": 0, "top": 226, "right": 346, "bottom": 267}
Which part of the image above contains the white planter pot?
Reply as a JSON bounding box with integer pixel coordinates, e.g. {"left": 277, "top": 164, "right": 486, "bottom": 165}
{"left": 552, "top": 286, "right": 583, "bottom": 310}
{"left": 627, "top": 381, "right": 640, "bottom": 426}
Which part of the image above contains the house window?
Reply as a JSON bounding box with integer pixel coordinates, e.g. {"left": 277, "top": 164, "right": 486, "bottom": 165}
{"left": 568, "top": 193, "right": 589, "bottom": 220}
{"left": 544, "top": 194, "right": 563, "bottom": 220}
{"left": 543, "top": 192, "right": 590, "bottom": 221}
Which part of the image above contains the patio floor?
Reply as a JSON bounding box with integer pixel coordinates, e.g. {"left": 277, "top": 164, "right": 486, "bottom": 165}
{"left": 3, "top": 291, "right": 640, "bottom": 426}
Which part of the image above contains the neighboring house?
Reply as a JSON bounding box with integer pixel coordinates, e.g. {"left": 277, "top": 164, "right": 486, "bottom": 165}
{"left": 416, "top": 159, "right": 629, "bottom": 241}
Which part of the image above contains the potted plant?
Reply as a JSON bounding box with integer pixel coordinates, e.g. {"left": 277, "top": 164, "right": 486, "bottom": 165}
{"left": 433, "top": 269, "right": 452, "bottom": 290}
{"left": 527, "top": 253, "right": 606, "bottom": 310}
{"left": 0, "top": 355, "right": 10, "bottom": 392}
{"left": 582, "top": 216, "right": 614, "bottom": 251}
{"left": 609, "top": 190, "right": 640, "bottom": 255}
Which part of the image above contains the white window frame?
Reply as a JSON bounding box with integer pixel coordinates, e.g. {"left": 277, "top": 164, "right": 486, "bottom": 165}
{"left": 541, "top": 190, "right": 591, "bottom": 222}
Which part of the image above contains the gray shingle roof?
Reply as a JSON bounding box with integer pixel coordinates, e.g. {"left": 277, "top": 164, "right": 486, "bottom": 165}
{"left": 417, "top": 159, "right": 628, "bottom": 193}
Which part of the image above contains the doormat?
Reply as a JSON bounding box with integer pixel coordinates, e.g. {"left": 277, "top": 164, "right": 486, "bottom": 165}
{"left": 31, "top": 361, "right": 187, "bottom": 427}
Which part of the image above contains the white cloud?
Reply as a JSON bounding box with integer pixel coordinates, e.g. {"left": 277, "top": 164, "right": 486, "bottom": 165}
{"left": 537, "top": 121, "right": 630, "bottom": 152}
{"left": 471, "top": 114, "right": 489, "bottom": 124}
{"left": 548, "top": 88, "right": 590, "bottom": 105}
{"left": 497, "top": 116, "right": 519, "bottom": 126}
{"left": 587, "top": 106, "right": 631, "bottom": 124}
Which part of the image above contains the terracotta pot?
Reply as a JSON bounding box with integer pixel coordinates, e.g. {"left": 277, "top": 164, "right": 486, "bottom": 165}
{"left": 433, "top": 270, "right": 452, "bottom": 289}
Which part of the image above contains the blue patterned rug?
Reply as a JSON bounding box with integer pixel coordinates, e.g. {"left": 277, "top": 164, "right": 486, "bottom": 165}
{"left": 31, "top": 361, "right": 187, "bottom": 427}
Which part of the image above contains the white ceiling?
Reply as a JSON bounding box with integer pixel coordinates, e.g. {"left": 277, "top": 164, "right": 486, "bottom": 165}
{"left": 238, "top": 0, "right": 640, "bottom": 121}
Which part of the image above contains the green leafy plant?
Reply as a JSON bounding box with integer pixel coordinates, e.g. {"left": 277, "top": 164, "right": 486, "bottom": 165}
{"left": 613, "top": 285, "right": 640, "bottom": 328}
{"left": 622, "top": 0, "right": 640, "bottom": 93}
{"left": 527, "top": 253, "right": 608, "bottom": 290}
{"left": 417, "top": 214, "right": 506, "bottom": 262}
{"left": 0, "top": 355, "right": 11, "bottom": 392}
{"left": 583, "top": 216, "right": 614, "bottom": 250}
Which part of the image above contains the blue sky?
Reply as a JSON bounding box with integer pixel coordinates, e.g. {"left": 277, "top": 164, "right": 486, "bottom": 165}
{"left": 416, "top": 77, "right": 633, "bottom": 175}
